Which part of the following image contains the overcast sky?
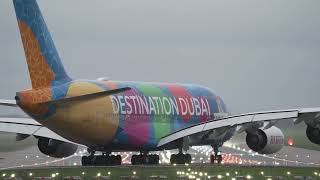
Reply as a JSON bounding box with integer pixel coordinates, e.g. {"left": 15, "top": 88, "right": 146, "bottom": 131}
{"left": 0, "top": 0, "right": 319, "bottom": 114}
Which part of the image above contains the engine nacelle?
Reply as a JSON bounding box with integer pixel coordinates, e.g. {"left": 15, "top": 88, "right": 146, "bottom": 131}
{"left": 38, "top": 138, "right": 78, "bottom": 158}
{"left": 246, "top": 126, "right": 284, "bottom": 154}
{"left": 306, "top": 125, "right": 320, "bottom": 145}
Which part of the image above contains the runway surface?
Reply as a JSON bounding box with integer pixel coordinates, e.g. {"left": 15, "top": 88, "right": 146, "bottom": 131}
{"left": 1, "top": 141, "right": 319, "bottom": 170}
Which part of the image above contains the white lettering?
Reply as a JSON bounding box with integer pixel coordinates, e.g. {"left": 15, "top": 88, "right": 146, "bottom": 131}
{"left": 193, "top": 98, "right": 201, "bottom": 116}
{"left": 178, "top": 97, "right": 188, "bottom": 116}
{"left": 110, "top": 96, "right": 119, "bottom": 114}
{"left": 162, "top": 97, "right": 172, "bottom": 115}
{"left": 124, "top": 96, "right": 132, "bottom": 114}
{"left": 110, "top": 95, "right": 211, "bottom": 117}
{"left": 149, "top": 96, "right": 156, "bottom": 115}
{"left": 118, "top": 96, "right": 126, "bottom": 114}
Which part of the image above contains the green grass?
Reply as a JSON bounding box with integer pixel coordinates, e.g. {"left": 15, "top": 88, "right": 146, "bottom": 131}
{"left": 1, "top": 165, "right": 320, "bottom": 180}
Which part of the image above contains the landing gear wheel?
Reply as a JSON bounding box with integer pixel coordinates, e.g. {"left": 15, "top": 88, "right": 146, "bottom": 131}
{"left": 210, "top": 155, "right": 223, "bottom": 164}
{"left": 170, "top": 154, "right": 177, "bottom": 164}
{"left": 112, "top": 155, "right": 122, "bottom": 165}
{"left": 82, "top": 154, "right": 122, "bottom": 166}
{"left": 81, "top": 156, "right": 93, "bottom": 166}
{"left": 147, "top": 155, "right": 159, "bottom": 165}
{"left": 170, "top": 154, "right": 192, "bottom": 164}
{"left": 94, "top": 155, "right": 106, "bottom": 166}
{"left": 131, "top": 154, "right": 160, "bottom": 165}
{"left": 131, "top": 155, "right": 142, "bottom": 165}
{"left": 217, "top": 155, "right": 223, "bottom": 164}
{"left": 131, "top": 155, "right": 136, "bottom": 165}
{"left": 210, "top": 155, "right": 215, "bottom": 164}
{"left": 210, "top": 145, "right": 223, "bottom": 164}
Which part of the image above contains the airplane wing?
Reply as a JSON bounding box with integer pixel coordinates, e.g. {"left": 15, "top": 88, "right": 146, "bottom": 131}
{"left": 157, "top": 107, "right": 320, "bottom": 147}
{"left": 0, "top": 117, "right": 75, "bottom": 144}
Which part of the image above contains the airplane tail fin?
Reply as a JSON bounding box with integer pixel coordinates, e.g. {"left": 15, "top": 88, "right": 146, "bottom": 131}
{"left": 13, "top": 0, "right": 71, "bottom": 89}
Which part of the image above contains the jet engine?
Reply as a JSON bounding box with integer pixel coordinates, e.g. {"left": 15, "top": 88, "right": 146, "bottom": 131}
{"left": 246, "top": 126, "right": 284, "bottom": 154}
{"left": 306, "top": 125, "right": 320, "bottom": 144}
{"left": 38, "top": 137, "right": 78, "bottom": 158}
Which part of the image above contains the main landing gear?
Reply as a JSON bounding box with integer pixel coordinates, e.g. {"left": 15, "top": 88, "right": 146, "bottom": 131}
{"left": 170, "top": 147, "right": 192, "bottom": 165}
{"left": 131, "top": 152, "right": 160, "bottom": 165}
{"left": 82, "top": 149, "right": 122, "bottom": 166}
{"left": 210, "top": 146, "right": 223, "bottom": 164}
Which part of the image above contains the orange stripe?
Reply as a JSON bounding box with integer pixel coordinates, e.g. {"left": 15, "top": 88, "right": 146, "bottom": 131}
{"left": 18, "top": 21, "right": 55, "bottom": 89}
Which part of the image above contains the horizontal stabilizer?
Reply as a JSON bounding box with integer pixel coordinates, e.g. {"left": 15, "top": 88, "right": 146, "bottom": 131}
{"left": 41, "top": 87, "right": 131, "bottom": 105}
{"left": 0, "top": 99, "right": 17, "bottom": 107}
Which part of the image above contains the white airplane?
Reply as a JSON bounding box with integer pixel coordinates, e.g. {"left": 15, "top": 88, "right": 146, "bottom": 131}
{"left": 0, "top": 0, "right": 320, "bottom": 166}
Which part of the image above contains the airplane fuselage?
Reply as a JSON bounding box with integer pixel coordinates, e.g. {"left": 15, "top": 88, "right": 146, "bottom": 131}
{"left": 17, "top": 80, "right": 231, "bottom": 151}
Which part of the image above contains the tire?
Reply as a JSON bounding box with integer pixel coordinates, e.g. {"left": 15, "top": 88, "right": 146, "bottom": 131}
{"left": 176, "top": 154, "right": 185, "bottom": 164}
{"left": 170, "top": 154, "right": 177, "bottom": 164}
{"left": 82, "top": 156, "right": 93, "bottom": 166}
{"left": 108, "top": 156, "right": 114, "bottom": 165}
{"left": 132, "top": 155, "right": 143, "bottom": 165}
{"left": 153, "top": 155, "right": 160, "bottom": 165}
{"left": 217, "top": 155, "right": 223, "bottom": 164}
{"left": 81, "top": 156, "right": 88, "bottom": 166}
{"left": 138, "top": 155, "right": 144, "bottom": 164}
{"left": 210, "top": 155, "right": 215, "bottom": 164}
{"left": 115, "top": 155, "right": 122, "bottom": 165}
{"left": 131, "top": 155, "right": 137, "bottom": 165}
{"left": 94, "top": 155, "right": 106, "bottom": 166}
{"left": 150, "top": 155, "right": 159, "bottom": 165}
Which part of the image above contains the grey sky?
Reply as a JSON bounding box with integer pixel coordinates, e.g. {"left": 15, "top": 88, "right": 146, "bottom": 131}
{"left": 0, "top": 0, "right": 319, "bottom": 114}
